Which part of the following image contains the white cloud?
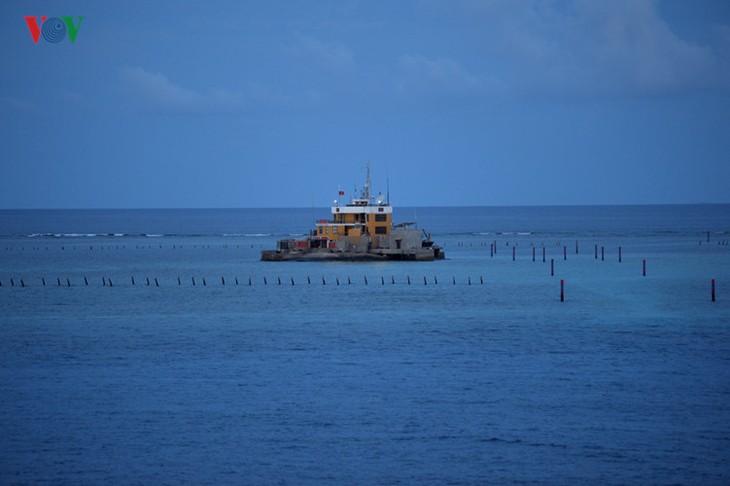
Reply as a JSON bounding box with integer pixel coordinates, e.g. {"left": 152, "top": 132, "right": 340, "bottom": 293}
{"left": 395, "top": 55, "right": 504, "bottom": 98}
{"left": 0, "top": 97, "right": 45, "bottom": 116}
{"left": 451, "top": 0, "right": 726, "bottom": 97}
{"left": 569, "top": 1, "right": 716, "bottom": 94}
{"left": 399, "top": 55, "right": 477, "bottom": 92}
{"left": 119, "top": 67, "right": 289, "bottom": 114}
{"left": 712, "top": 23, "right": 730, "bottom": 77}
{"left": 289, "top": 35, "right": 357, "bottom": 76}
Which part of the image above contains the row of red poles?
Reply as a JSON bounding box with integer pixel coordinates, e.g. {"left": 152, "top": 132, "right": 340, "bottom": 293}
{"left": 556, "top": 277, "right": 718, "bottom": 302}
{"left": 489, "top": 239, "right": 717, "bottom": 302}
{"left": 493, "top": 241, "right": 628, "bottom": 263}
{"left": 0, "top": 275, "right": 718, "bottom": 302}
{"left": 3, "top": 244, "right": 261, "bottom": 251}
{"left": 0, "top": 275, "right": 489, "bottom": 287}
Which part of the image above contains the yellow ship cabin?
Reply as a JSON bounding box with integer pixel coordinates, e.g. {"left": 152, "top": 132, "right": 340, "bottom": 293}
{"left": 313, "top": 165, "right": 392, "bottom": 248}
{"left": 261, "top": 164, "right": 444, "bottom": 261}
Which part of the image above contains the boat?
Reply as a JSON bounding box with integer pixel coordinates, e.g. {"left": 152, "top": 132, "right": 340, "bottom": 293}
{"left": 261, "top": 165, "right": 445, "bottom": 261}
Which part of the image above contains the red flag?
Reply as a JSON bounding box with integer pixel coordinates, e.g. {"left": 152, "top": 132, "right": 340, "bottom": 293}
{"left": 338, "top": 191, "right": 345, "bottom": 195}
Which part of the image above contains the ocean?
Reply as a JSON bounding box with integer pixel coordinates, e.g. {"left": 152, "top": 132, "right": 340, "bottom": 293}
{"left": 1, "top": 205, "right": 729, "bottom": 484}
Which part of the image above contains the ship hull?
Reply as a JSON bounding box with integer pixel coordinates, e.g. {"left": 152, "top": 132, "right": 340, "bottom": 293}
{"left": 261, "top": 247, "right": 443, "bottom": 262}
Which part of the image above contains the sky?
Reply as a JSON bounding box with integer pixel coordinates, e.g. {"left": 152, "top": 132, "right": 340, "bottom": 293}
{"left": 1, "top": 0, "right": 729, "bottom": 208}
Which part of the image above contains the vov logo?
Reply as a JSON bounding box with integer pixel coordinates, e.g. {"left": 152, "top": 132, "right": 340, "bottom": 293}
{"left": 24, "top": 16, "right": 84, "bottom": 43}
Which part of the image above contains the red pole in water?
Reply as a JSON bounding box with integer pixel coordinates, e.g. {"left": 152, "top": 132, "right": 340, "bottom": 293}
{"left": 643, "top": 259, "right": 646, "bottom": 277}
{"left": 712, "top": 279, "right": 716, "bottom": 302}
{"left": 560, "top": 279, "right": 564, "bottom": 302}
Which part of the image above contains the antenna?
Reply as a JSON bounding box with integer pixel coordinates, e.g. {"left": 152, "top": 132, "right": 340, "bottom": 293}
{"left": 386, "top": 172, "right": 390, "bottom": 206}
{"left": 363, "top": 161, "right": 372, "bottom": 202}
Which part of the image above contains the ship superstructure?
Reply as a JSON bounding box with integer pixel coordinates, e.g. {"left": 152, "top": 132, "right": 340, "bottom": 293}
{"left": 261, "top": 165, "right": 444, "bottom": 261}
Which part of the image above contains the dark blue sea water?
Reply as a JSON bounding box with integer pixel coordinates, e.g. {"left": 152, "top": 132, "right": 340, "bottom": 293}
{"left": 2, "top": 205, "right": 729, "bottom": 484}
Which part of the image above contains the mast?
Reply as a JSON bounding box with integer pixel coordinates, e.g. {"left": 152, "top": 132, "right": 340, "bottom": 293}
{"left": 386, "top": 174, "right": 390, "bottom": 206}
{"left": 362, "top": 161, "right": 371, "bottom": 203}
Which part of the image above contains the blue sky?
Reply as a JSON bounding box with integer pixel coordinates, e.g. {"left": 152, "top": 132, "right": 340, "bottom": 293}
{"left": 1, "top": 0, "right": 729, "bottom": 208}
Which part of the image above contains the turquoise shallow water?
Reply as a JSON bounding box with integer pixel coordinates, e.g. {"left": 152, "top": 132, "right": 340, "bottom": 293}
{"left": 1, "top": 205, "right": 729, "bottom": 483}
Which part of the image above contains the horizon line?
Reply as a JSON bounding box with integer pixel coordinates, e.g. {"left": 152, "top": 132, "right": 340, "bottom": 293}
{"left": 1, "top": 202, "right": 729, "bottom": 211}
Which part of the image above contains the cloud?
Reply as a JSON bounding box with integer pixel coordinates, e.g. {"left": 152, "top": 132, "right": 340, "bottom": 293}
{"left": 451, "top": 0, "right": 726, "bottom": 97}
{"left": 289, "top": 35, "right": 357, "bottom": 76}
{"left": 119, "top": 67, "right": 289, "bottom": 114}
{"left": 0, "top": 97, "right": 45, "bottom": 117}
{"left": 713, "top": 23, "right": 730, "bottom": 70}
{"left": 714, "top": 23, "right": 730, "bottom": 46}
{"left": 564, "top": 1, "right": 717, "bottom": 94}
{"left": 396, "top": 54, "right": 501, "bottom": 96}
{"left": 398, "top": 55, "right": 479, "bottom": 94}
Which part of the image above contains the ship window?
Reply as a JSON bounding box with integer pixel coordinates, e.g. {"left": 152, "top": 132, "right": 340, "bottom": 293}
{"left": 332, "top": 226, "right": 338, "bottom": 234}
{"left": 375, "top": 226, "right": 387, "bottom": 235}
{"left": 325, "top": 226, "right": 329, "bottom": 234}
{"left": 375, "top": 214, "right": 387, "bottom": 222}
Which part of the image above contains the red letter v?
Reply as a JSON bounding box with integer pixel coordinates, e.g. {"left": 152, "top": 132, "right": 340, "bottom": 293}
{"left": 24, "top": 16, "right": 48, "bottom": 43}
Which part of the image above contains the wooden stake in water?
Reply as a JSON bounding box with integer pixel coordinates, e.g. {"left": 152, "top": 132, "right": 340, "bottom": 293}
{"left": 551, "top": 258, "right": 554, "bottom": 276}
{"left": 712, "top": 279, "right": 716, "bottom": 302}
{"left": 643, "top": 259, "right": 646, "bottom": 277}
{"left": 560, "top": 279, "right": 564, "bottom": 302}
{"left": 618, "top": 246, "right": 622, "bottom": 263}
